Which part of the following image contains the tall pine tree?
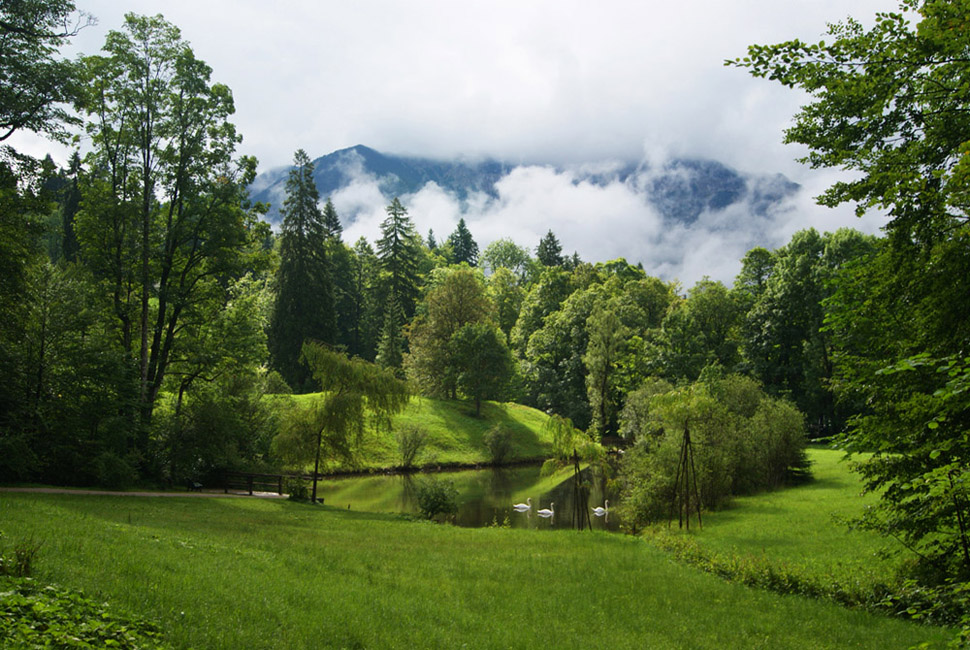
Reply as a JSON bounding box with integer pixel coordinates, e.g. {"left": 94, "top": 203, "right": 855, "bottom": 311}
{"left": 448, "top": 218, "right": 479, "bottom": 266}
{"left": 376, "top": 197, "right": 421, "bottom": 321}
{"left": 536, "top": 229, "right": 564, "bottom": 267}
{"left": 268, "top": 149, "right": 335, "bottom": 391}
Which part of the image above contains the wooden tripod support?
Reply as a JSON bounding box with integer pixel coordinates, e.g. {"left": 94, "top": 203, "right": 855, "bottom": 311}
{"left": 668, "top": 421, "right": 703, "bottom": 530}
{"left": 572, "top": 449, "right": 592, "bottom": 531}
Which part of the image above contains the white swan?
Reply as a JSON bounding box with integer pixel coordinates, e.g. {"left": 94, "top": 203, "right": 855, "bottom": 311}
{"left": 512, "top": 497, "right": 532, "bottom": 512}
{"left": 537, "top": 502, "right": 555, "bottom": 520}
{"left": 592, "top": 500, "right": 609, "bottom": 521}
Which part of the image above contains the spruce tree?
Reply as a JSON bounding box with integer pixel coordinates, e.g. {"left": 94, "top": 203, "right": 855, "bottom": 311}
{"left": 348, "top": 237, "right": 380, "bottom": 361}
{"left": 448, "top": 218, "right": 479, "bottom": 266}
{"left": 322, "top": 197, "right": 342, "bottom": 241}
{"left": 376, "top": 197, "right": 421, "bottom": 320}
{"left": 536, "top": 229, "right": 564, "bottom": 267}
{"left": 268, "top": 149, "right": 336, "bottom": 391}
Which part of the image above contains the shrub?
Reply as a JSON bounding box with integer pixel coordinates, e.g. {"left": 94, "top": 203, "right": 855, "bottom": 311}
{"left": 619, "top": 374, "right": 809, "bottom": 528}
{"left": 414, "top": 477, "right": 459, "bottom": 520}
{"left": 284, "top": 477, "right": 311, "bottom": 502}
{"left": 396, "top": 425, "right": 428, "bottom": 469}
{"left": 482, "top": 425, "right": 514, "bottom": 464}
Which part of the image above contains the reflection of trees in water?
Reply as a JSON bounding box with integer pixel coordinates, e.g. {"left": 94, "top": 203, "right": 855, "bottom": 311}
{"left": 399, "top": 474, "right": 417, "bottom": 512}
{"left": 485, "top": 467, "right": 514, "bottom": 500}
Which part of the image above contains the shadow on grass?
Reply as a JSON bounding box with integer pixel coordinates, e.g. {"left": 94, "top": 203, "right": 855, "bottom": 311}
{"left": 404, "top": 397, "right": 548, "bottom": 458}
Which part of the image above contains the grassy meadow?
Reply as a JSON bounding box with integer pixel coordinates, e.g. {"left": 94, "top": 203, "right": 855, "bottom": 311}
{"left": 674, "top": 447, "right": 899, "bottom": 586}
{"left": 0, "top": 486, "right": 953, "bottom": 649}
{"left": 286, "top": 393, "right": 556, "bottom": 471}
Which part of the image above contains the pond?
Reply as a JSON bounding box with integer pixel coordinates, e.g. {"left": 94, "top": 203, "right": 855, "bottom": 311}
{"left": 313, "top": 463, "right": 620, "bottom": 531}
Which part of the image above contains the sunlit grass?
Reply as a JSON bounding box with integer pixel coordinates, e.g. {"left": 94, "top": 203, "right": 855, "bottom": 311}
{"left": 0, "top": 492, "right": 951, "bottom": 649}
{"left": 659, "top": 447, "right": 899, "bottom": 588}
{"left": 285, "top": 394, "right": 555, "bottom": 471}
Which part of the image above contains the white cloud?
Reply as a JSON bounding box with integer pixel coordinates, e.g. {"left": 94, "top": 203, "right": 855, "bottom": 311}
{"left": 10, "top": 0, "right": 894, "bottom": 285}
{"left": 334, "top": 156, "right": 887, "bottom": 288}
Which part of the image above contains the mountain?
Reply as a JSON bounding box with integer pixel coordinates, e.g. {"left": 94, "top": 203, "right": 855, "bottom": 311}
{"left": 249, "top": 145, "right": 799, "bottom": 226}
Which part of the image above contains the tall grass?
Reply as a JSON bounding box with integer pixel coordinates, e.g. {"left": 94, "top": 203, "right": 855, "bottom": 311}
{"left": 0, "top": 492, "right": 952, "bottom": 649}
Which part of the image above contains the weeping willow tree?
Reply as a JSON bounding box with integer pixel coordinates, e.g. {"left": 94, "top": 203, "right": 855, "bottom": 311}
{"left": 276, "top": 341, "right": 411, "bottom": 502}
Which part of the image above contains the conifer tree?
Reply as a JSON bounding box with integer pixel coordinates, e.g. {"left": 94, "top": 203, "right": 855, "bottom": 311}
{"left": 322, "top": 197, "right": 342, "bottom": 240}
{"left": 448, "top": 218, "right": 479, "bottom": 266}
{"left": 348, "top": 237, "right": 380, "bottom": 360}
{"left": 536, "top": 229, "right": 564, "bottom": 267}
{"left": 376, "top": 197, "right": 421, "bottom": 320}
{"left": 268, "top": 149, "right": 335, "bottom": 391}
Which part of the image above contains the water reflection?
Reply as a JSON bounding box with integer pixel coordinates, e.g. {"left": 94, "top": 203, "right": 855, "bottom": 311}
{"left": 314, "top": 464, "right": 619, "bottom": 531}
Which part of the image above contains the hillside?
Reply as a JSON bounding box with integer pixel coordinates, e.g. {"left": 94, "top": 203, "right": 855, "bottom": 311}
{"left": 285, "top": 394, "right": 557, "bottom": 473}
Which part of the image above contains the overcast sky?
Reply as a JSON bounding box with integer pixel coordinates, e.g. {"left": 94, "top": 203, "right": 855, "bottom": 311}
{"left": 15, "top": 0, "right": 896, "bottom": 285}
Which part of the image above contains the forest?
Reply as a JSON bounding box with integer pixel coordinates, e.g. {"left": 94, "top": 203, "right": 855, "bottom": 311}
{"left": 1, "top": 0, "right": 969, "bottom": 626}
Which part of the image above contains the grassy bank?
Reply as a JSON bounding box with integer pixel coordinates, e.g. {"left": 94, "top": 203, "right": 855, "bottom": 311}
{"left": 663, "top": 447, "right": 898, "bottom": 585}
{"left": 642, "top": 447, "right": 952, "bottom": 628}
{"left": 0, "top": 492, "right": 952, "bottom": 649}
{"left": 288, "top": 394, "right": 556, "bottom": 472}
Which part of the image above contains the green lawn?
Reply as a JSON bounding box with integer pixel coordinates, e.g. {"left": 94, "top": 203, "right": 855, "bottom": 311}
{"left": 0, "top": 492, "right": 952, "bottom": 649}
{"left": 287, "top": 393, "right": 556, "bottom": 471}
{"left": 671, "top": 447, "right": 899, "bottom": 586}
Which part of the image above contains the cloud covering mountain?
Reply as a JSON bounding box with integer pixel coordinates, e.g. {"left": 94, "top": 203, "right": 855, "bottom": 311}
{"left": 251, "top": 145, "right": 885, "bottom": 288}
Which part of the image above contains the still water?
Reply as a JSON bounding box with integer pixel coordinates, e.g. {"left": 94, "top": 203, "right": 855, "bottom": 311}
{"left": 314, "top": 464, "right": 619, "bottom": 531}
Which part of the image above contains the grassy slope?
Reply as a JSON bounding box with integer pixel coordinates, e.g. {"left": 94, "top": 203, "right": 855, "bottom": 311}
{"left": 675, "top": 447, "right": 900, "bottom": 586}
{"left": 287, "top": 393, "right": 554, "bottom": 471}
{"left": 0, "top": 493, "right": 951, "bottom": 649}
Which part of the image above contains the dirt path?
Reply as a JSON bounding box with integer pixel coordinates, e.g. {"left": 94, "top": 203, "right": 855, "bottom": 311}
{"left": 0, "top": 487, "right": 287, "bottom": 499}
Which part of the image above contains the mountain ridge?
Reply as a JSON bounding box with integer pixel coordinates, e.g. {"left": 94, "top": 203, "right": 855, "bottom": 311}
{"left": 249, "top": 145, "right": 800, "bottom": 226}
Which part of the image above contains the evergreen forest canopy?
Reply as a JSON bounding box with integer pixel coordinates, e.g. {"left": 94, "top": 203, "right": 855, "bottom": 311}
{"left": 1, "top": 0, "right": 969, "bottom": 616}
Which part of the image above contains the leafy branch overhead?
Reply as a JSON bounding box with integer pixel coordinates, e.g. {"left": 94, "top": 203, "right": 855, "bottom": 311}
{"left": 728, "top": 0, "right": 970, "bottom": 242}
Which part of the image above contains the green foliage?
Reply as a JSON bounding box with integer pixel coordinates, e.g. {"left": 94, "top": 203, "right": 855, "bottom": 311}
{"left": 280, "top": 342, "right": 411, "bottom": 499}
{"left": 536, "top": 229, "right": 564, "bottom": 267}
{"left": 481, "top": 425, "right": 513, "bottom": 464}
{"left": 0, "top": 577, "right": 172, "bottom": 649}
{"left": 284, "top": 477, "right": 311, "bottom": 501}
{"left": 405, "top": 265, "right": 491, "bottom": 399}
{"left": 395, "top": 425, "right": 428, "bottom": 469}
{"left": 617, "top": 377, "right": 673, "bottom": 441}
{"left": 154, "top": 370, "right": 280, "bottom": 485}
{"left": 837, "top": 354, "right": 970, "bottom": 579}
{"left": 0, "top": 0, "right": 87, "bottom": 143}
{"left": 269, "top": 149, "right": 337, "bottom": 391}
{"left": 728, "top": 0, "right": 970, "bottom": 244}
{"left": 447, "top": 217, "right": 479, "bottom": 266}
{"left": 75, "top": 13, "right": 267, "bottom": 447}
{"left": 543, "top": 414, "right": 600, "bottom": 463}
{"left": 733, "top": 0, "right": 970, "bottom": 591}
{"left": 346, "top": 237, "right": 381, "bottom": 361}
{"left": 414, "top": 477, "right": 460, "bottom": 520}
{"left": 481, "top": 237, "right": 534, "bottom": 283}
{"left": 620, "top": 375, "right": 808, "bottom": 527}
{"left": 486, "top": 267, "right": 526, "bottom": 343}
{"left": 451, "top": 322, "right": 514, "bottom": 416}
{"left": 584, "top": 300, "right": 628, "bottom": 437}
{"left": 377, "top": 197, "right": 422, "bottom": 321}
{"left": 741, "top": 229, "right": 878, "bottom": 435}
